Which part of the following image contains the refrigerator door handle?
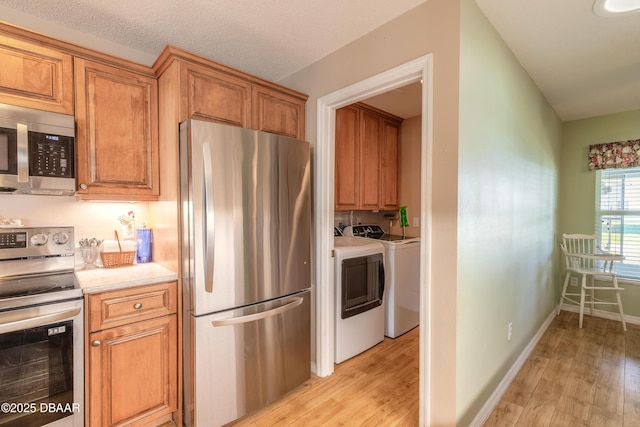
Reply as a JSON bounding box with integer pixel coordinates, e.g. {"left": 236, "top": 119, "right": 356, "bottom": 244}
{"left": 211, "top": 297, "right": 304, "bottom": 327}
{"left": 202, "top": 143, "right": 216, "bottom": 293}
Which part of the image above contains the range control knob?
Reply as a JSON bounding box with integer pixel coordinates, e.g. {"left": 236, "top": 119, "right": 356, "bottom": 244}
{"left": 52, "top": 232, "right": 70, "bottom": 245}
{"left": 30, "top": 233, "right": 49, "bottom": 246}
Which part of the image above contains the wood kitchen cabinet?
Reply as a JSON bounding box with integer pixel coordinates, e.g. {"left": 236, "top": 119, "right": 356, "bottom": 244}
{"left": 75, "top": 58, "right": 160, "bottom": 201}
{"left": 154, "top": 45, "right": 307, "bottom": 139}
{"left": 181, "top": 60, "right": 252, "bottom": 127}
{"left": 252, "top": 85, "right": 305, "bottom": 139}
{"left": 0, "top": 32, "right": 74, "bottom": 114}
{"left": 335, "top": 103, "right": 402, "bottom": 211}
{"left": 86, "top": 281, "right": 178, "bottom": 427}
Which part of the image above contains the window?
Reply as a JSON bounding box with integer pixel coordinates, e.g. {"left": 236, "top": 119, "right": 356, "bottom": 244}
{"left": 596, "top": 167, "right": 640, "bottom": 279}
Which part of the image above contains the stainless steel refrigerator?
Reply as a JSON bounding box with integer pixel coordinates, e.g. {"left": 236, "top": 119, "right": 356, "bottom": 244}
{"left": 179, "top": 120, "right": 311, "bottom": 427}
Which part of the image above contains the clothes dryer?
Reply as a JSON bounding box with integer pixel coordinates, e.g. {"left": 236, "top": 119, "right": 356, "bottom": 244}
{"left": 333, "top": 235, "right": 385, "bottom": 363}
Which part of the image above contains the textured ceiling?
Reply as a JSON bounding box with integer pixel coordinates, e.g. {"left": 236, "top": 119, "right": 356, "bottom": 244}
{"left": 0, "top": 0, "right": 426, "bottom": 83}
{"left": 475, "top": 0, "right": 640, "bottom": 121}
{"left": 0, "top": 1, "right": 638, "bottom": 121}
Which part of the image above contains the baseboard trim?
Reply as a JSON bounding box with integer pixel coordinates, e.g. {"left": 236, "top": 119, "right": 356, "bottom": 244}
{"left": 470, "top": 304, "right": 640, "bottom": 426}
{"left": 469, "top": 307, "right": 557, "bottom": 427}
{"left": 559, "top": 303, "right": 640, "bottom": 325}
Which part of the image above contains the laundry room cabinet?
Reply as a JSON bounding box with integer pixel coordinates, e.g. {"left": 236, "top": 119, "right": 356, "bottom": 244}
{"left": 335, "top": 103, "right": 402, "bottom": 211}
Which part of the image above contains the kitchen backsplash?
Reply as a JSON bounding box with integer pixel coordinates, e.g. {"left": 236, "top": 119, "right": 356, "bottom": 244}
{"left": 0, "top": 195, "right": 150, "bottom": 242}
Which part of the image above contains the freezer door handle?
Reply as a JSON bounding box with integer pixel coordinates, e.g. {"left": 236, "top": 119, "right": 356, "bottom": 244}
{"left": 202, "top": 142, "right": 215, "bottom": 293}
{"left": 211, "top": 297, "right": 304, "bottom": 327}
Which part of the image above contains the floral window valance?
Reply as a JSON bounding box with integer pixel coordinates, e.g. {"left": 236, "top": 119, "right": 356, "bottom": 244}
{"left": 589, "top": 139, "right": 640, "bottom": 170}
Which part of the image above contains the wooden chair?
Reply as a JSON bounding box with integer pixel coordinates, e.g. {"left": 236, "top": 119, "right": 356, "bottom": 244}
{"left": 558, "top": 233, "right": 626, "bottom": 331}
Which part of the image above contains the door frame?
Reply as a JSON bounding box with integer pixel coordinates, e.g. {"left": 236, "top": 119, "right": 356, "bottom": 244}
{"left": 315, "top": 53, "right": 434, "bottom": 425}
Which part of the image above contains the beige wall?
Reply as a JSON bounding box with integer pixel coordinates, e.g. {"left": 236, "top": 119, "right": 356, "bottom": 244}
{"left": 394, "top": 116, "right": 423, "bottom": 237}
{"left": 280, "top": 0, "right": 460, "bottom": 423}
{"left": 457, "top": 0, "right": 562, "bottom": 423}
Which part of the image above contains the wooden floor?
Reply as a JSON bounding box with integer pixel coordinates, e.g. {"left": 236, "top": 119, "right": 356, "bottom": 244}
{"left": 228, "top": 326, "right": 420, "bottom": 426}
{"left": 217, "top": 310, "right": 640, "bottom": 427}
{"left": 484, "top": 310, "right": 640, "bottom": 427}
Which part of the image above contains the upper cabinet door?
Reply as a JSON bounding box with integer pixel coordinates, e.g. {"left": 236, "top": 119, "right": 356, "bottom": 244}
{"left": 359, "top": 109, "right": 381, "bottom": 210}
{"left": 0, "top": 34, "right": 73, "bottom": 114}
{"left": 182, "top": 62, "right": 251, "bottom": 127}
{"left": 75, "top": 58, "right": 159, "bottom": 200}
{"left": 252, "top": 85, "right": 306, "bottom": 140}
{"left": 380, "top": 119, "right": 400, "bottom": 210}
{"left": 335, "top": 106, "right": 360, "bottom": 211}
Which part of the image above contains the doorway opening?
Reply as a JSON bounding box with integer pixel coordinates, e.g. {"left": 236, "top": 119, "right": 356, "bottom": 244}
{"left": 315, "top": 54, "right": 433, "bottom": 425}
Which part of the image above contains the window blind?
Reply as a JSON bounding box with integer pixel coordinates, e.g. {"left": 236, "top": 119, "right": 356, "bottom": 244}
{"left": 596, "top": 167, "right": 640, "bottom": 279}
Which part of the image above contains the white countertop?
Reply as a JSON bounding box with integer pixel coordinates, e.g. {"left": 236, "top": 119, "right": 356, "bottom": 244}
{"left": 75, "top": 263, "right": 178, "bottom": 294}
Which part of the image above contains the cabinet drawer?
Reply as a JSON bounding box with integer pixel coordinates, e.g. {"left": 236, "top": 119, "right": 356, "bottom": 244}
{"left": 88, "top": 281, "right": 177, "bottom": 332}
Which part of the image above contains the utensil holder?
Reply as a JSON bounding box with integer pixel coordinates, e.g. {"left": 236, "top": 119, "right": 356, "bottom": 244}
{"left": 81, "top": 246, "right": 101, "bottom": 269}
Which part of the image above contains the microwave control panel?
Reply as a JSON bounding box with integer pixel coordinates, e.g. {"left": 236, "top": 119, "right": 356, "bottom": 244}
{"left": 29, "top": 132, "right": 74, "bottom": 178}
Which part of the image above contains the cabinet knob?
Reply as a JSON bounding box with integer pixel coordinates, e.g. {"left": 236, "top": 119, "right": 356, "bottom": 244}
{"left": 80, "top": 183, "right": 88, "bottom": 190}
{"left": 134, "top": 303, "right": 142, "bottom": 309}
{"left": 92, "top": 340, "right": 101, "bottom": 347}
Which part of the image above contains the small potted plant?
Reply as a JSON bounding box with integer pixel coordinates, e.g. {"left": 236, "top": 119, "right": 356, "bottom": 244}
{"left": 118, "top": 211, "right": 135, "bottom": 239}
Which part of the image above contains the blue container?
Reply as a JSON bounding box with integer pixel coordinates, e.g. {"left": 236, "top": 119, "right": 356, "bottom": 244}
{"left": 136, "top": 228, "right": 152, "bottom": 263}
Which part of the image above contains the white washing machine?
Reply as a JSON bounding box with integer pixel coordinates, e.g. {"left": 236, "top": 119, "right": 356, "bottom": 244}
{"left": 343, "top": 225, "right": 420, "bottom": 338}
{"left": 334, "top": 230, "right": 385, "bottom": 363}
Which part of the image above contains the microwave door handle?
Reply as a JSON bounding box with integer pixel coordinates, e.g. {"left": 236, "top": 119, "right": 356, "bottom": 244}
{"left": 0, "top": 307, "right": 81, "bottom": 335}
{"left": 16, "top": 122, "right": 28, "bottom": 183}
{"left": 211, "top": 297, "right": 304, "bottom": 327}
{"left": 202, "top": 143, "right": 215, "bottom": 293}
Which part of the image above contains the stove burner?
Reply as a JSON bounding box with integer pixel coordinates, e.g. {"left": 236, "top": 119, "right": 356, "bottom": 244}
{"left": 1, "top": 279, "right": 61, "bottom": 297}
{"left": 0, "top": 272, "right": 81, "bottom": 309}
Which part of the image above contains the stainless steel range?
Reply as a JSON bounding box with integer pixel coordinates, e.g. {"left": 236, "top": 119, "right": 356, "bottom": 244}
{"left": 0, "top": 226, "right": 84, "bottom": 427}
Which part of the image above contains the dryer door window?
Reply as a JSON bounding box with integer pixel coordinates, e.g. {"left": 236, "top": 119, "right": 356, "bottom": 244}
{"left": 341, "top": 253, "right": 384, "bottom": 319}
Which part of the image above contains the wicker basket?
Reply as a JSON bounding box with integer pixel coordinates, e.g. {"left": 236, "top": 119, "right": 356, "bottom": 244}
{"left": 100, "top": 230, "right": 135, "bottom": 268}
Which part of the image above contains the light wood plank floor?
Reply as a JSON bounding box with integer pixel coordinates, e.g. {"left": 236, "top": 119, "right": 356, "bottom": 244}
{"left": 223, "top": 310, "right": 640, "bottom": 427}
{"left": 484, "top": 310, "right": 640, "bottom": 427}
{"left": 227, "top": 326, "right": 420, "bottom": 426}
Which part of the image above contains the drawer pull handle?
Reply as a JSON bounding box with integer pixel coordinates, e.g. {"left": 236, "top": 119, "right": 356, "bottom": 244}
{"left": 134, "top": 303, "right": 142, "bottom": 309}
{"left": 92, "top": 340, "right": 101, "bottom": 347}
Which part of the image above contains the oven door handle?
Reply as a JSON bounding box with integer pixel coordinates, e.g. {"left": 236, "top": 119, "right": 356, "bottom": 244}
{"left": 0, "top": 307, "right": 81, "bottom": 335}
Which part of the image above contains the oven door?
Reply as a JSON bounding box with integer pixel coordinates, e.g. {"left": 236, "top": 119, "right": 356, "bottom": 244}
{"left": 0, "top": 119, "right": 28, "bottom": 193}
{"left": 0, "top": 299, "right": 84, "bottom": 427}
{"left": 341, "top": 253, "right": 385, "bottom": 319}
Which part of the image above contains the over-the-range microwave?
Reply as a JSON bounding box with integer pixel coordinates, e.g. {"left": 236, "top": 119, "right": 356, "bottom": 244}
{"left": 0, "top": 103, "right": 75, "bottom": 195}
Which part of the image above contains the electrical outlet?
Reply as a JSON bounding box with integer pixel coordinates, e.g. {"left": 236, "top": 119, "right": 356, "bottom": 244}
{"left": 570, "top": 277, "right": 578, "bottom": 287}
{"left": 507, "top": 322, "right": 513, "bottom": 341}
{"left": 413, "top": 217, "right": 419, "bottom": 227}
